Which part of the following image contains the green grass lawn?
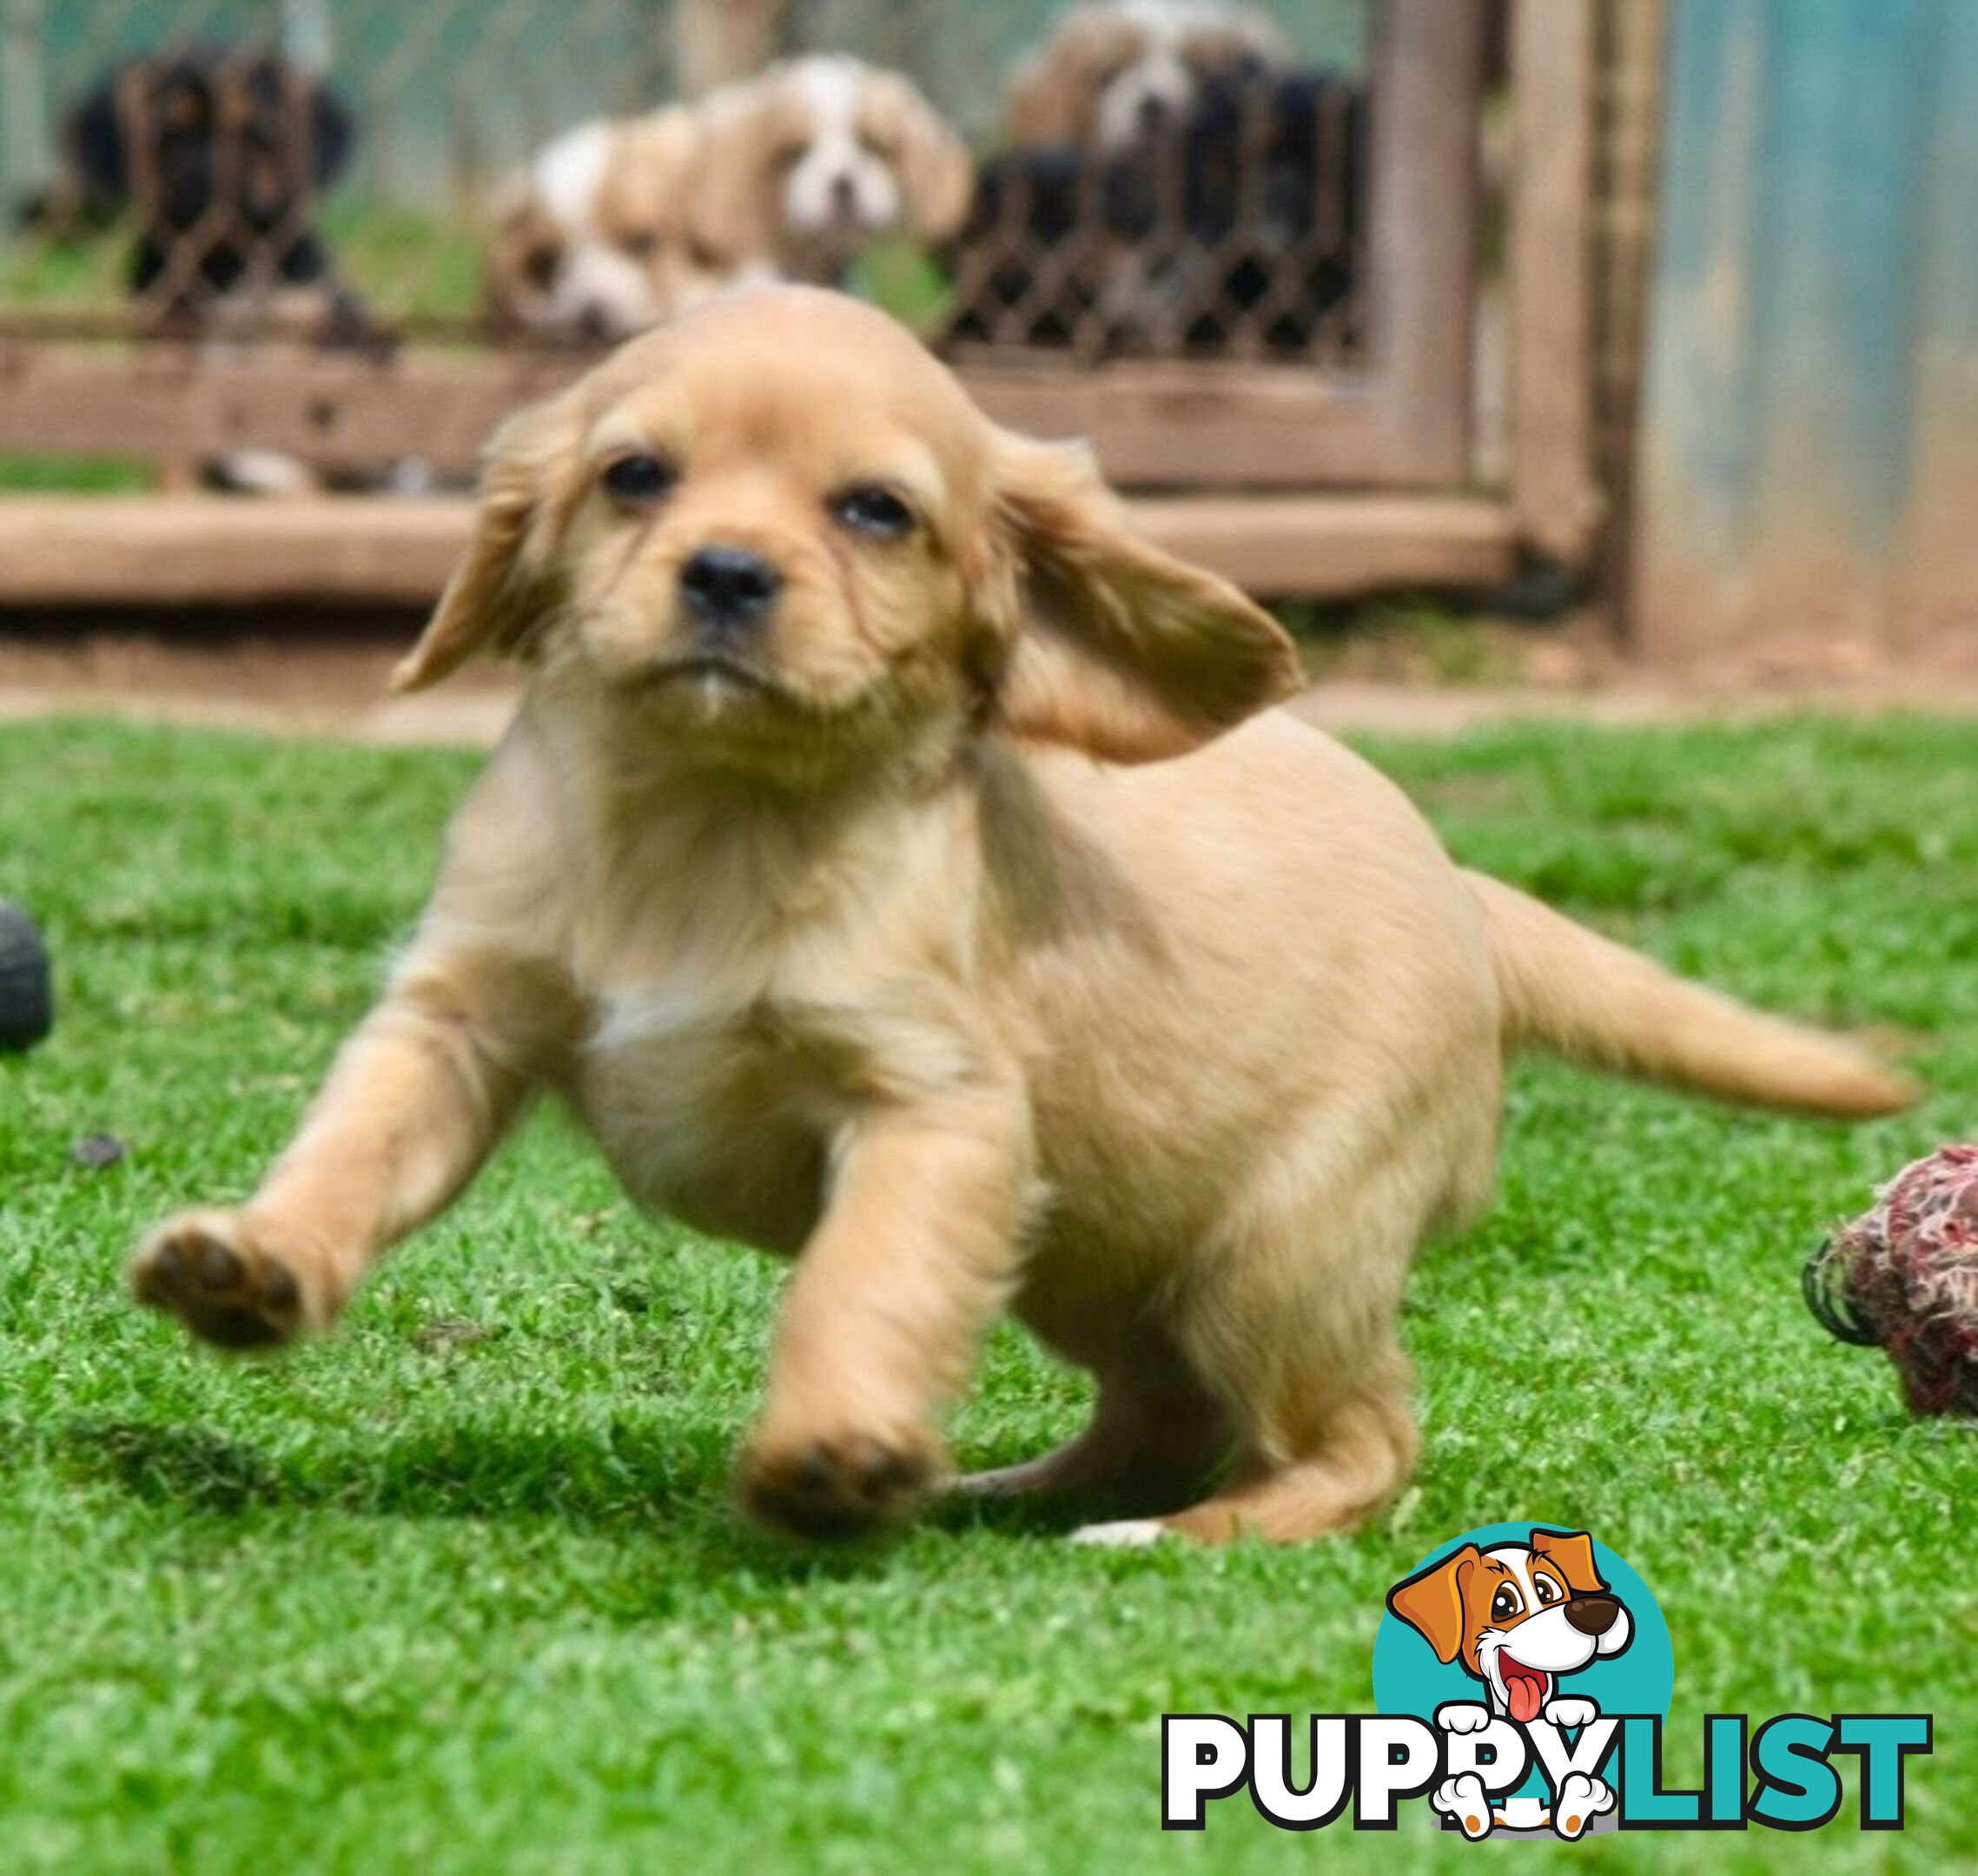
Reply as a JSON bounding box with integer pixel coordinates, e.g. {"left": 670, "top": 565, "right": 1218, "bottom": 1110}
{"left": 0, "top": 714, "right": 1972, "bottom": 1873}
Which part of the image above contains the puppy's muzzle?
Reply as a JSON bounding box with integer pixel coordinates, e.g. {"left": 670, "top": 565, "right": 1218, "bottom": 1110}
{"left": 1564, "top": 1594, "right": 1622, "bottom": 1637}
{"left": 679, "top": 545, "right": 783, "bottom": 634}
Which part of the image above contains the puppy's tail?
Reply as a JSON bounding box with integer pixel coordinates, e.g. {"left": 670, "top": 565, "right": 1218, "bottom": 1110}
{"left": 1466, "top": 870, "right": 1916, "bottom": 1119}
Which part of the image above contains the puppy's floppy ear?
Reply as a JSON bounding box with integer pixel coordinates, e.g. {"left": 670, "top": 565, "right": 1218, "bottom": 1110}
{"left": 977, "top": 429, "right": 1299, "bottom": 763}
{"left": 1008, "top": 50, "right": 1081, "bottom": 148}
{"left": 1009, "top": 18, "right": 1111, "bottom": 149}
{"left": 874, "top": 75, "right": 974, "bottom": 241}
{"left": 683, "top": 82, "right": 784, "bottom": 268}
{"left": 1387, "top": 1543, "right": 1482, "bottom": 1666}
{"left": 1008, "top": 13, "right": 1140, "bottom": 148}
{"left": 391, "top": 387, "right": 585, "bottom": 693}
{"left": 1529, "top": 1529, "right": 1609, "bottom": 1596}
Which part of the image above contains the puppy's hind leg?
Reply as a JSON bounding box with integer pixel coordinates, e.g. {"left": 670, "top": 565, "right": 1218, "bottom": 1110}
{"left": 1075, "top": 1154, "right": 1429, "bottom": 1546}
{"left": 956, "top": 1329, "right": 1235, "bottom": 1509}
{"left": 1141, "top": 1363, "right": 1419, "bottom": 1545}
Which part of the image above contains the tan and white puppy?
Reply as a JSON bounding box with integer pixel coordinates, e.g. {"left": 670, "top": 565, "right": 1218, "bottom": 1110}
{"left": 485, "top": 109, "right": 755, "bottom": 340}
{"left": 687, "top": 56, "right": 973, "bottom": 283}
{"left": 1009, "top": 0, "right": 1289, "bottom": 153}
{"left": 129, "top": 290, "right": 1911, "bottom": 1549}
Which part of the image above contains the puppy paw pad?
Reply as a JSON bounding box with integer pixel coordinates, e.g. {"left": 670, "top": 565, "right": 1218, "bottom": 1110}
{"left": 131, "top": 1219, "right": 304, "bottom": 1350}
{"left": 740, "top": 1433, "right": 936, "bottom": 1541}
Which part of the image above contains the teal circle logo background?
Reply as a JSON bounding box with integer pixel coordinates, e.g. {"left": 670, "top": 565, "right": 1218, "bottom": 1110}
{"left": 1372, "top": 1523, "right": 1675, "bottom": 1723}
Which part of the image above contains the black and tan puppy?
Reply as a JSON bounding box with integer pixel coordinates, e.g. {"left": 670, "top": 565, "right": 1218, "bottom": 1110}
{"left": 67, "top": 43, "right": 374, "bottom": 344}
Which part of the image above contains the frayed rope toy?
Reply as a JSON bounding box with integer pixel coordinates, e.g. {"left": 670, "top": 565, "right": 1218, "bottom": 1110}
{"left": 1804, "top": 1145, "right": 1978, "bottom": 1417}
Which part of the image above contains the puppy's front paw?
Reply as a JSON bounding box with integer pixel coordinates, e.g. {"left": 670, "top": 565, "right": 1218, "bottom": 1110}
{"left": 130, "top": 1211, "right": 309, "bottom": 1351}
{"left": 1433, "top": 1701, "right": 1492, "bottom": 1734}
{"left": 1432, "top": 1774, "right": 1492, "bottom": 1839}
{"left": 738, "top": 1428, "right": 943, "bottom": 1542}
{"left": 1552, "top": 1772, "right": 1614, "bottom": 1840}
{"left": 1545, "top": 1695, "right": 1599, "bottom": 1730}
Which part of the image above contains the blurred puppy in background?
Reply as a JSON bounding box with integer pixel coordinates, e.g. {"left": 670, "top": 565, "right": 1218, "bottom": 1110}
{"left": 64, "top": 43, "right": 375, "bottom": 346}
{"left": 957, "top": 0, "right": 1320, "bottom": 354}
{"left": 949, "top": 61, "right": 1364, "bottom": 359}
{"left": 1009, "top": 0, "right": 1287, "bottom": 153}
{"left": 1168, "top": 65, "right": 1366, "bottom": 352}
{"left": 484, "top": 109, "right": 760, "bottom": 341}
{"left": 687, "top": 55, "right": 973, "bottom": 285}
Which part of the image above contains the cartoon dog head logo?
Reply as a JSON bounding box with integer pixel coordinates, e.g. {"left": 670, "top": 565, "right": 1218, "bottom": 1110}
{"left": 1386, "top": 1528, "right": 1633, "bottom": 1725}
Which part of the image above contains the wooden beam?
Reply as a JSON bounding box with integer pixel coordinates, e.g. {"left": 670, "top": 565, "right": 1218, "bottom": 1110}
{"left": 0, "top": 493, "right": 1518, "bottom": 608}
{"left": 0, "top": 342, "right": 583, "bottom": 479}
{"left": 1594, "top": 0, "right": 1668, "bottom": 637}
{"left": 1509, "top": 0, "right": 1604, "bottom": 565}
{"left": 1371, "top": 0, "right": 1483, "bottom": 485}
{"left": 958, "top": 362, "right": 1404, "bottom": 487}
{"left": 0, "top": 497, "right": 466, "bottom": 606}
{"left": 0, "top": 344, "right": 1448, "bottom": 491}
{"left": 1129, "top": 493, "right": 1518, "bottom": 594}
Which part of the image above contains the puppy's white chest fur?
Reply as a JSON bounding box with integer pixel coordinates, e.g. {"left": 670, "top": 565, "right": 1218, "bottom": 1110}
{"left": 552, "top": 770, "right": 986, "bottom": 1257}
{"left": 576, "top": 981, "right": 843, "bottom": 1254}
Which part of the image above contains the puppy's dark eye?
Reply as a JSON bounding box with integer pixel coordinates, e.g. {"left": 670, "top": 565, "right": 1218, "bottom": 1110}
{"left": 832, "top": 484, "right": 916, "bottom": 540}
{"left": 602, "top": 453, "right": 677, "bottom": 504}
{"left": 1490, "top": 1585, "right": 1523, "bottom": 1623}
{"left": 1534, "top": 1576, "right": 1562, "bottom": 1606}
{"left": 521, "top": 242, "right": 561, "bottom": 291}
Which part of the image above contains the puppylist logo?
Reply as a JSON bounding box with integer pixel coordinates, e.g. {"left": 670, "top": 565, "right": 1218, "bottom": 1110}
{"left": 1161, "top": 1523, "right": 1931, "bottom": 1839}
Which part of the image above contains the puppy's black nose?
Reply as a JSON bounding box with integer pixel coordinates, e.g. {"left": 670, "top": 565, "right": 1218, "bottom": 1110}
{"left": 1137, "top": 94, "right": 1172, "bottom": 135}
{"left": 1564, "top": 1595, "right": 1620, "bottom": 1636}
{"left": 679, "top": 545, "right": 782, "bottom": 628}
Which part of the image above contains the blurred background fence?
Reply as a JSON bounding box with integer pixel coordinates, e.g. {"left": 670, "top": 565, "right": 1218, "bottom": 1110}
{"left": 0, "top": 0, "right": 1373, "bottom": 330}
{"left": 0, "top": 0, "right": 1967, "bottom": 670}
{"left": 0, "top": 0, "right": 1601, "bottom": 613}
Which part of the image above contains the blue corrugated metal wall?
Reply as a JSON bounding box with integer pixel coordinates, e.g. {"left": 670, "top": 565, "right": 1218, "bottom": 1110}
{"left": 1637, "top": 0, "right": 1978, "bottom": 657}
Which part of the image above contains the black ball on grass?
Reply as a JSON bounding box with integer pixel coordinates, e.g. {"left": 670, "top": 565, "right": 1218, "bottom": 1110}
{"left": 0, "top": 900, "right": 54, "bottom": 1054}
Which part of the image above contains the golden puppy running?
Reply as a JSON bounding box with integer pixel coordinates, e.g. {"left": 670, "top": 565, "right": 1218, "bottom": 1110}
{"left": 131, "top": 288, "right": 1911, "bottom": 1545}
